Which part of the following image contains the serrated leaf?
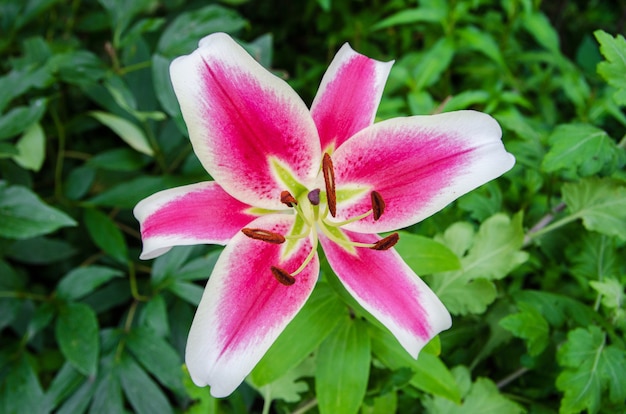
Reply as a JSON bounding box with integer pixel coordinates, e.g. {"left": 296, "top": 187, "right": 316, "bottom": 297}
{"left": 126, "top": 327, "right": 184, "bottom": 394}
{"left": 249, "top": 355, "right": 314, "bottom": 404}
{"left": 589, "top": 278, "right": 623, "bottom": 309}
{"left": 595, "top": 30, "right": 626, "bottom": 104}
{"left": 562, "top": 178, "right": 626, "bottom": 240}
{"left": 430, "top": 214, "right": 528, "bottom": 315}
{"left": 569, "top": 233, "right": 620, "bottom": 281}
{"left": 394, "top": 232, "right": 461, "bottom": 275}
{"left": 513, "top": 290, "right": 595, "bottom": 328}
{"left": 89, "top": 111, "right": 153, "bottom": 155}
{"left": 84, "top": 208, "right": 128, "bottom": 264}
{"left": 0, "top": 182, "right": 76, "bottom": 239}
{"left": 499, "top": 302, "right": 549, "bottom": 356}
{"left": 542, "top": 124, "right": 622, "bottom": 176}
{"left": 55, "top": 303, "right": 99, "bottom": 376}
{"left": 57, "top": 266, "right": 124, "bottom": 300}
{"left": 12, "top": 122, "right": 45, "bottom": 171}
{"left": 316, "top": 318, "right": 370, "bottom": 414}
{"left": 370, "top": 326, "right": 461, "bottom": 403}
{"left": 557, "top": 326, "right": 626, "bottom": 413}
{"left": 251, "top": 283, "right": 347, "bottom": 386}
{"left": 119, "top": 353, "right": 173, "bottom": 414}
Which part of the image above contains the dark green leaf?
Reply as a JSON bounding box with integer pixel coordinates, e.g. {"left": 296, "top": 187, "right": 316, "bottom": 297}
{"left": 138, "top": 295, "right": 170, "bottom": 337}
{"left": 57, "top": 266, "right": 124, "bottom": 300}
{"left": 0, "top": 182, "right": 76, "bottom": 239}
{"left": 119, "top": 354, "right": 174, "bottom": 414}
{"left": 89, "top": 359, "right": 123, "bottom": 414}
{"left": 595, "top": 30, "right": 626, "bottom": 104}
{"left": 55, "top": 303, "right": 99, "bottom": 376}
{"left": 315, "top": 318, "right": 370, "bottom": 414}
{"left": 41, "top": 362, "right": 86, "bottom": 413}
{"left": 83, "top": 208, "right": 128, "bottom": 264}
{"left": 64, "top": 165, "right": 96, "bottom": 200}
{"left": 371, "top": 7, "right": 445, "bottom": 30}
{"left": 87, "top": 148, "right": 150, "bottom": 171}
{"left": 0, "top": 98, "right": 46, "bottom": 141}
{"left": 499, "top": 302, "right": 549, "bottom": 356}
{"left": 88, "top": 175, "right": 194, "bottom": 209}
{"left": 6, "top": 236, "right": 77, "bottom": 264}
{"left": 167, "top": 280, "right": 204, "bottom": 305}
{"left": 0, "top": 353, "right": 44, "bottom": 413}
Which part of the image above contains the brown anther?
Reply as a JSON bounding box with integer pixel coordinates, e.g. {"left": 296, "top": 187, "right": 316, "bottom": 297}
{"left": 271, "top": 266, "right": 296, "bottom": 286}
{"left": 241, "top": 228, "right": 286, "bottom": 244}
{"left": 371, "top": 233, "right": 399, "bottom": 250}
{"left": 371, "top": 191, "right": 385, "bottom": 221}
{"left": 280, "top": 190, "right": 298, "bottom": 207}
{"left": 322, "top": 153, "right": 337, "bottom": 217}
{"left": 307, "top": 188, "right": 321, "bottom": 206}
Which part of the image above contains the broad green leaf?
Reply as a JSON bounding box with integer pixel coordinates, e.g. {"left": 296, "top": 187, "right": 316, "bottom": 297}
{"left": 423, "top": 366, "right": 524, "bottom": 414}
{"left": 152, "top": 54, "right": 181, "bottom": 119}
{"left": 371, "top": 7, "right": 445, "bottom": 30}
{"left": 0, "top": 353, "right": 44, "bottom": 414}
{"left": 370, "top": 326, "right": 460, "bottom": 403}
{"left": 562, "top": 178, "right": 626, "bottom": 240}
{"left": 56, "top": 380, "right": 96, "bottom": 414}
{"left": 12, "top": 122, "right": 45, "bottom": 171}
{"left": 57, "top": 266, "right": 124, "bottom": 300}
{"left": 394, "top": 232, "right": 461, "bottom": 275}
{"left": 569, "top": 233, "right": 620, "bottom": 281}
{"left": 89, "top": 111, "right": 153, "bottom": 155}
{"left": 458, "top": 182, "right": 503, "bottom": 221}
{"left": 513, "top": 290, "right": 595, "bottom": 328}
{"left": 83, "top": 208, "right": 128, "bottom": 264}
{"left": 0, "top": 182, "right": 76, "bottom": 239}
{"left": 542, "top": 124, "right": 623, "bottom": 176}
{"left": 64, "top": 165, "right": 96, "bottom": 200}
{"left": 89, "top": 175, "right": 195, "bottom": 209}
{"left": 98, "top": 0, "right": 155, "bottom": 45}
{"left": 413, "top": 38, "right": 455, "bottom": 90}
{"left": 119, "top": 354, "right": 173, "bottom": 414}
{"left": 430, "top": 214, "right": 528, "bottom": 315}
{"left": 361, "top": 392, "right": 397, "bottom": 414}
{"left": 167, "top": 280, "right": 204, "bottom": 305}
{"left": 87, "top": 148, "right": 150, "bottom": 171}
{"left": 499, "top": 302, "right": 549, "bottom": 356}
{"left": 126, "top": 327, "right": 184, "bottom": 394}
{"left": 89, "top": 358, "right": 123, "bottom": 413}
{"left": 41, "top": 362, "right": 86, "bottom": 413}
{"left": 251, "top": 283, "right": 347, "bottom": 385}
{"left": 48, "top": 50, "right": 106, "bottom": 85}
{"left": 589, "top": 278, "right": 623, "bottom": 309}
{"left": 157, "top": 5, "right": 247, "bottom": 57}
{"left": 595, "top": 30, "right": 626, "bottom": 104}
{"left": 55, "top": 303, "right": 99, "bottom": 376}
{"left": 249, "top": 356, "right": 314, "bottom": 404}
{"left": 522, "top": 11, "right": 560, "bottom": 53}
{"left": 6, "top": 236, "right": 76, "bottom": 264}
{"left": 138, "top": 295, "right": 170, "bottom": 338}
{"left": 152, "top": 245, "right": 198, "bottom": 285}
{"left": 183, "top": 366, "right": 219, "bottom": 414}
{"left": 316, "top": 318, "right": 370, "bottom": 414}
{"left": 557, "top": 326, "right": 626, "bottom": 413}
{"left": 457, "top": 26, "right": 505, "bottom": 67}
{"left": 0, "top": 98, "right": 46, "bottom": 141}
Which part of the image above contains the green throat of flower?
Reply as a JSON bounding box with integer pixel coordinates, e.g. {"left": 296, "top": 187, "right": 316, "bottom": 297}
{"left": 242, "top": 153, "right": 399, "bottom": 286}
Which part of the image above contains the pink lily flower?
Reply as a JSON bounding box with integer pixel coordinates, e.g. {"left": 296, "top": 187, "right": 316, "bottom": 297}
{"left": 134, "top": 33, "right": 515, "bottom": 397}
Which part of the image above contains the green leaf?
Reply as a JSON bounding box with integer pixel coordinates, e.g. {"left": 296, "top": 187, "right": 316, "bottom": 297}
{"left": 87, "top": 148, "right": 150, "bottom": 171}
{"left": 250, "top": 283, "right": 347, "bottom": 386}
{"left": 126, "top": 327, "right": 184, "bottom": 394}
{"left": 0, "top": 98, "right": 46, "bottom": 141}
{"left": 11, "top": 122, "right": 45, "bottom": 171}
{"left": 183, "top": 366, "right": 219, "bottom": 414}
{"left": 562, "top": 178, "right": 626, "bottom": 240}
{"left": 152, "top": 245, "right": 197, "bottom": 285}
{"left": 88, "top": 175, "right": 194, "bottom": 209}
{"left": 569, "top": 233, "right": 620, "bottom": 281}
{"left": 6, "top": 236, "right": 76, "bottom": 264}
{"left": 152, "top": 54, "right": 181, "bottom": 118}
{"left": 589, "top": 278, "right": 624, "bottom": 309}
{"left": 499, "top": 302, "right": 549, "bottom": 356}
{"left": 423, "top": 366, "right": 524, "bottom": 414}
{"left": 89, "top": 356, "right": 123, "bottom": 413}
{"left": 138, "top": 295, "right": 170, "bottom": 337}
{"left": 157, "top": 5, "right": 248, "bottom": 57}
{"left": 56, "top": 266, "right": 124, "bottom": 300}
{"left": 119, "top": 353, "right": 174, "bottom": 414}
{"left": 542, "top": 124, "right": 623, "bottom": 176}
{"left": 513, "top": 290, "right": 595, "bottom": 328}
{"left": 0, "top": 353, "right": 44, "bottom": 413}
{"left": 371, "top": 7, "right": 445, "bottom": 30}
{"left": 0, "top": 182, "right": 76, "bottom": 239}
{"left": 89, "top": 111, "right": 153, "bottom": 156}
{"left": 457, "top": 26, "right": 505, "bottom": 67}
{"left": 557, "top": 326, "right": 626, "bottom": 413}
{"left": 55, "top": 303, "right": 99, "bottom": 376}
{"left": 430, "top": 214, "right": 528, "bottom": 315}
{"left": 249, "top": 355, "right": 314, "bottom": 404}
{"left": 83, "top": 208, "right": 128, "bottom": 264}
{"left": 41, "top": 362, "right": 86, "bottom": 413}
{"left": 595, "top": 30, "right": 626, "bottom": 105}
{"left": 64, "top": 165, "right": 96, "bottom": 200}
{"left": 370, "top": 326, "right": 460, "bottom": 403}
{"left": 167, "top": 280, "right": 204, "bottom": 305}
{"left": 394, "top": 232, "right": 461, "bottom": 275}
{"left": 522, "top": 11, "right": 560, "bottom": 53}
{"left": 316, "top": 318, "right": 370, "bottom": 414}
{"left": 413, "top": 38, "right": 455, "bottom": 90}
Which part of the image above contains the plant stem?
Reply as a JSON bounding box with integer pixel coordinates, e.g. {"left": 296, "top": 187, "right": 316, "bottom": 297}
{"left": 292, "top": 398, "right": 318, "bottom": 414}
{"left": 497, "top": 366, "right": 529, "bottom": 389}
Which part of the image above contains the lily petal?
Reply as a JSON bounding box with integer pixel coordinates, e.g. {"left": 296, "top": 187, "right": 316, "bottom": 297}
{"left": 319, "top": 230, "right": 451, "bottom": 358}
{"left": 186, "top": 214, "right": 319, "bottom": 397}
{"left": 170, "top": 33, "right": 321, "bottom": 209}
{"left": 311, "top": 43, "right": 393, "bottom": 152}
{"left": 134, "top": 182, "right": 258, "bottom": 260}
{"left": 331, "top": 111, "right": 515, "bottom": 233}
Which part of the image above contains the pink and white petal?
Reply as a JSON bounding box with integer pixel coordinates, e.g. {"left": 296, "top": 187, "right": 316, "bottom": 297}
{"left": 170, "top": 33, "right": 321, "bottom": 209}
{"left": 319, "top": 230, "right": 451, "bottom": 358}
{"left": 311, "top": 43, "right": 393, "bottom": 152}
{"left": 330, "top": 111, "right": 515, "bottom": 233}
{"left": 186, "top": 214, "right": 319, "bottom": 397}
{"left": 134, "top": 182, "right": 259, "bottom": 260}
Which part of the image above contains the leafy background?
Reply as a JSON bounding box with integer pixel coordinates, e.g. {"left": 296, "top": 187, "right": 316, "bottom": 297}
{"left": 1, "top": 0, "right": 625, "bottom": 413}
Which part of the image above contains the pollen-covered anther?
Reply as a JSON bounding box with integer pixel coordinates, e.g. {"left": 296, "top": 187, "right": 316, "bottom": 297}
{"left": 280, "top": 190, "right": 298, "bottom": 207}
{"left": 271, "top": 266, "right": 296, "bottom": 286}
{"left": 322, "top": 153, "right": 337, "bottom": 217}
{"left": 241, "top": 228, "right": 286, "bottom": 244}
{"left": 371, "top": 191, "right": 385, "bottom": 221}
{"left": 371, "top": 233, "right": 399, "bottom": 251}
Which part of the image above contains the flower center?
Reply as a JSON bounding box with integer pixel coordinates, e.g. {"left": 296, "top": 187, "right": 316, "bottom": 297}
{"left": 242, "top": 153, "right": 398, "bottom": 286}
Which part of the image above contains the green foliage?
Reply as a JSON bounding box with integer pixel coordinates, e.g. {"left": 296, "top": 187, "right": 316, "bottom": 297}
{"left": 1, "top": 0, "right": 625, "bottom": 413}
